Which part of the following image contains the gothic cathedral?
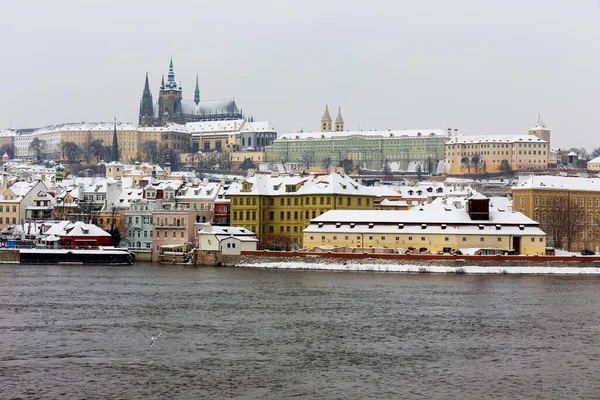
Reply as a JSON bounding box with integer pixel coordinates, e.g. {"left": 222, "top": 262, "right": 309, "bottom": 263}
{"left": 139, "top": 57, "right": 243, "bottom": 127}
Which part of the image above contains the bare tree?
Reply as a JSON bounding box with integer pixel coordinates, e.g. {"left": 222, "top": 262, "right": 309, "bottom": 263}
{"left": 499, "top": 159, "right": 513, "bottom": 176}
{"left": 382, "top": 159, "right": 393, "bottom": 181}
{"left": 460, "top": 157, "right": 471, "bottom": 173}
{"left": 29, "top": 138, "right": 45, "bottom": 162}
{"left": 339, "top": 159, "right": 354, "bottom": 174}
{"left": 322, "top": 157, "right": 332, "bottom": 173}
{"left": 542, "top": 199, "right": 585, "bottom": 250}
{"left": 471, "top": 155, "right": 481, "bottom": 173}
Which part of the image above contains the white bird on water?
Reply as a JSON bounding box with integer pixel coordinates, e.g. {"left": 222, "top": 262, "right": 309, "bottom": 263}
{"left": 149, "top": 332, "right": 162, "bottom": 348}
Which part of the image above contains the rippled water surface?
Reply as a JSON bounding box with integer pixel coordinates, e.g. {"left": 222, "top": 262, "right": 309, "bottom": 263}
{"left": 1, "top": 263, "right": 600, "bottom": 399}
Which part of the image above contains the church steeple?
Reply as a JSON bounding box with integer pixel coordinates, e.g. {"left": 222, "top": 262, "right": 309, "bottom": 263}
{"left": 321, "top": 105, "right": 332, "bottom": 132}
{"left": 165, "top": 56, "right": 180, "bottom": 91}
{"left": 111, "top": 117, "right": 119, "bottom": 162}
{"left": 139, "top": 72, "right": 154, "bottom": 126}
{"left": 335, "top": 107, "right": 344, "bottom": 132}
{"left": 528, "top": 112, "right": 551, "bottom": 143}
{"left": 194, "top": 73, "right": 200, "bottom": 105}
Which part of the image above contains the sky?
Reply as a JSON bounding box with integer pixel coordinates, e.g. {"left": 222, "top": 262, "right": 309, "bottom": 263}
{"left": 1, "top": 0, "right": 599, "bottom": 149}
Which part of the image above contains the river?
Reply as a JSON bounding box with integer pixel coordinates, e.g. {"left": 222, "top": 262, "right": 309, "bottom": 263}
{"left": 1, "top": 263, "right": 599, "bottom": 399}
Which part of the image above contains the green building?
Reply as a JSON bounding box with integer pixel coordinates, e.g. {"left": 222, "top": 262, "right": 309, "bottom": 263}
{"left": 265, "top": 129, "right": 448, "bottom": 172}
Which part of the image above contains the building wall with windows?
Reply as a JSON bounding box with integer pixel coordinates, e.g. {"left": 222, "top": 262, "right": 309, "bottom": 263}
{"left": 227, "top": 172, "right": 376, "bottom": 247}
{"left": 266, "top": 129, "right": 447, "bottom": 172}
{"left": 304, "top": 196, "right": 546, "bottom": 255}
{"left": 512, "top": 176, "right": 600, "bottom": 252}
{"left": 151, "top": 209, "right": 201, "bottom": 261}
{"left": 445, "top": 134, "right": 549, "bottom": 175}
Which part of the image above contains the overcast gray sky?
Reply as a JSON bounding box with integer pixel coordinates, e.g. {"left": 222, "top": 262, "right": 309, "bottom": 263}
{"left": 1, "top": 0, "right": 598, "bottom": 148}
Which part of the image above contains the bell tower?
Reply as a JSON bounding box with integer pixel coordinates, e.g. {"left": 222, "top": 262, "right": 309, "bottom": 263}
{"left": 528, "top": 113, "right": 550, "bottom": 143}
{"left": 157, "top": 56, "right": 183, "bottom": 126}
{"left": 321, "top": 105, "right": 332, "bottom": 132}
{"left": 335, "top": 107, "right": 344, "bottom": 132}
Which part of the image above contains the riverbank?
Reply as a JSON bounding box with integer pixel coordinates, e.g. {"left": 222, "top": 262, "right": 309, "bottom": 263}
{"left": 233, "top": 253, "right": 600, "bottom": 274}
{"left": 237, "top": 260, "right": 600, "bottom": 274}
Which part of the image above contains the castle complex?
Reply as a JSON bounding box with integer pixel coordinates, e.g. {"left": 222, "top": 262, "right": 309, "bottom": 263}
{"left": 139, "top": 57, "right": 243, "bottom": 127}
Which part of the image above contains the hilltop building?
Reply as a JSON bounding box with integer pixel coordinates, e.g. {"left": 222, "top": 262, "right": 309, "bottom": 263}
{"left": 444, "top": 117, "right": 551, "bottom": 175}
{"left": 139, "top": 57, "right": 243, "bottom": 127}
{"left": 265, "top": 128, "right": 447, "bottom": 172}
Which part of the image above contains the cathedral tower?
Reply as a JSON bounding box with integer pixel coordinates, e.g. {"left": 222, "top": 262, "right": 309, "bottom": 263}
{"left": 528, "top": 113, "right": 550, "bottom": 143}
{"left": 194, "top": 72, "right": 200, "bottom": 105}
{"left": 335, "top": 107, "right": 344, "bottom": 132}
{"left": 139, "top": 72, "right": 155, "bottom": 126}
{"left": 321, "top": 105, "right": 332, "bottom": 132}
{"left": 157, "top": 56, "right": 183, "bottom": 126}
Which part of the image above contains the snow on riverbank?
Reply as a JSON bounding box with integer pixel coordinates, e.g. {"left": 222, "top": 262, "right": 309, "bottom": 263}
{"left": 238, "top": 261, "right": 600, "bottom": 275}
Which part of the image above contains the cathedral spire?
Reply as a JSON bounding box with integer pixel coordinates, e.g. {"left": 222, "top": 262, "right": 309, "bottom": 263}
{"left": 535, "top": 112, "right": 546, "bottom": 129}
{"left": 194, "top": 72, "right": 200, "bottom": 105}
{"left": 321, "top": 105, "right": 332, "bottom": 132}
{"left": 143, "top": 72, "right": 150, "bottom": 92}
{"left": 335, "top": 106, "right": 344, "bottom": 132}
{"left": 111, "top": 117, "right": 119, "bottom": 162}
{"left": 139, "top": 72, "right": 154, "bottom": 126}
{"left": 166, "top": 56, "right": 178, "bottom": 90}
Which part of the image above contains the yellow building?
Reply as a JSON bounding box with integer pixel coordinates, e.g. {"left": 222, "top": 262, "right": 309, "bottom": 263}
{"left": 305, "top": 194, "right": 546, "bottom": 255}
{"left": 512, "top": 176, "right": 600, "bottom": 252}
{"left": 228, "top": 172, "right": 376, "bottom": 248}
{"left": 587, "top": 157, "right": 600, "bottom": 171}
{"left": 445, "top": 133, "right": 549, "bottom": 175}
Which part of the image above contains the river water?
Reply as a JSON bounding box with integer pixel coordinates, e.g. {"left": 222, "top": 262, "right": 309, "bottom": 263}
{"left": 1, "top": 263, "right": 600, "bottom": 399}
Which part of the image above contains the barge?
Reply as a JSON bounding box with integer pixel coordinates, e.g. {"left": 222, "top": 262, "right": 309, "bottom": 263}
{"left": 9, "top": 248, "right": 135, "bottom": 265}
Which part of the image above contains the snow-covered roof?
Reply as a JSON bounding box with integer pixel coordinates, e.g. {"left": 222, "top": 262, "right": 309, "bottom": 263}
{"left": 31, "top": 121, "right": 137, "bottom": 134}
{"left": 137, "top": 123, "right": 189, "bottom": 133}
{"left": 446, "top": 134, "right": 547, "bottom": 145}
{"left": 588, "top": 157, "right": 600, "bottom": 164}
{"left": 60, "top": 221, "right": 111, "bottom": 237}
{"left": 179, "top": 98, "right": 239, "bottom": 117}
{"left": 277, "top": 129, "right": 446, "bottom": 141}
{"left": 514, "top": 175, "right": 600, "bottom": 191}
{"left": 176, "top": 182, "right": 220, "bottom": 200}
{"left": 240, "top": 121, "right": 275, "bottom": 133}
{"left": 227, "top": 173, "right": 375, "bottom": 197}
{"left": 186, "top": 119, "right": 245, "bottom": 133}
{"left": 0, "top": 129, "right": 17, "bottom": 137}
{"left": 308, "top": 196, "right": 535, "bottom": 226}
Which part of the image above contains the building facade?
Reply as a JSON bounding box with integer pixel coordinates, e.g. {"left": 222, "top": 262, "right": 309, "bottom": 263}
{"left": 445, "top": 134, "right": 549, "bottom": 175}
{"left": 304, "top": 194, "right": 546, "bottom": 255}
{"left": 512, "top": 176, "right": 600, "bottom": 252}
{"left": 228, "top": 172, "right": 376, "bottom": 247}
{"left": 266, "top": 129, "right": 447, "bottom": 172}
